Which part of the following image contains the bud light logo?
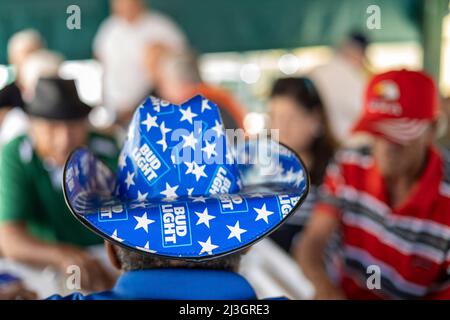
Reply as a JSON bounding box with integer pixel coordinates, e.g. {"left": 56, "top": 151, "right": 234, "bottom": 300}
{"left": 132, "top": 140, "right": 170, "bottom": 186}
{"left": 160, "top": 203, "right": 192, "bottom": 247}
{"left": 277, "top": 195, "right": 300, "bottom": 218}
{"left": 208, "top": 166, "right": 234, "bottom": 195}
{"left": 219, "top": 194, "right": 248, "bottom": 214}
{"left": 98, "top": 204, "right": 128, "bottom": 222}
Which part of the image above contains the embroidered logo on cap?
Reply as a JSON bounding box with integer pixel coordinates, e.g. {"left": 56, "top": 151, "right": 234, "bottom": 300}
{"left": 369, "top": 81, "right": 402, "bottom": 116}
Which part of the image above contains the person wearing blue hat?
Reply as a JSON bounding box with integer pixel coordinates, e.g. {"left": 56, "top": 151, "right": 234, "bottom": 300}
{"left": 49, "top": 94, "right": 310, "bottom": 300}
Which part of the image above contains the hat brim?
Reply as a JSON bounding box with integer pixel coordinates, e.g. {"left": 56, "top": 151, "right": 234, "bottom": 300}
{"left": 63, "top": 141, "right": 309, "bottom": 261}
{"left": 26, "top": 100, "right": 91, "bottom": 120}
{"left": 352, "top": 116, "right": 430, "bottom": 145}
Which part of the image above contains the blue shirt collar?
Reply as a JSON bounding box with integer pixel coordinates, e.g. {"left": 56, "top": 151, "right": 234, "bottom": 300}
{"left": 112, "top": 268, "right": 258, "bottom": 300}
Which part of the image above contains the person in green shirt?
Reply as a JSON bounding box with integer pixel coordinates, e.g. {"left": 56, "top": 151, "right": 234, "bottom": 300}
{"left": 0, "top": 77, "right": 118, "bottom": 291}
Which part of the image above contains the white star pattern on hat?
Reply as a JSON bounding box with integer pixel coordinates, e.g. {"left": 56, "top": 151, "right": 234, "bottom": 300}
{"left": 227, "top": 221, "right": 247, "bottom": 242}
{"left": 159, "top": 121, "right": 172, "bottom": 136}
{"left": 182, "top": 132, "right": 198, "bottom": 150}
{"left": 284, "top": 167, "right": 295, "bottom": 182}
{"left": 141, "top": 113, "right": 158, "bottom": 131}
{"left": 179, "top": 106, "right": 198, "bottom": 124}
{"left": 198, "top": 236, "right": 219, "bottom": 255}
{"left": 191, "top": 162, "right": 207, "bottom": 181}
{"left": 202, "top": 141, "right": 217, "bottom": 159}
{"left": 137, "top": 190, "right": 148, "bottom": 202}
{"left": 201, "top": 99, "right": 212, "bottom": 112}
{"left": 118, "top": 152, "right": 127, "bottom": 170}
{"left": 160, "top": 182, "right": 179, "bottom": 198}
{"left": 212, "top": 120, "right": 224, "bottom": 138}
{"left": 294, "top": 170, "right": 304, "bottom": 187}
{"left": 136, "top": 241, "right": 156, "bottom": 253}
{"left": 134, "top": 212, "right": 155, "bottom": 233}
{"left": 192, "top": 196, "right": 207, "bottom": 203}
{"left": 254, "top": 203, "right": 274, "bottom": 224}
{"left": 111, "top": 229, "right": 124, "bottom": 242}
{"left": 195, "top": 208, "right": 215, "bottom": 228}
{"left": 157, "top": 137, "right": 168, "bottom": 151}
{"left": 184, "top": 161, "right": 194, "bottom": 174}
{"left": 130, "top": 202, "right": 146, "bottom": 209}
{"left": 125, "top": 171, "right": 135, "bottom": 190}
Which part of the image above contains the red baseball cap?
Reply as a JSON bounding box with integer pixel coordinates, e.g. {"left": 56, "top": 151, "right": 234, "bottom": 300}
{"left": 352, "top": 69, "right": 439, "bottom": 145}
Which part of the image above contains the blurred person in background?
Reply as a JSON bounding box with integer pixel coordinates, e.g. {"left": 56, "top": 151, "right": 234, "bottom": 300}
{"left": 1, "top": 48, "right": 63, "bottom": 147}
{"left": 7, "top": 29, "right": 44, "bottom": 85}
{"left": 296, "top": 70, "right": 450, "bottom": 300}
{"left": 150, "top": 51, "right": 246, "bottom": 130}
{"left": 94, "top": 0, "right": 187, "bottom": 126}
{"left": 310, "top": 32, "right": 371, "bottom": 146}
{"left": 0, "top": 29, "right": 44, "bottom": 146}
{"left": 0, "top": 77, "right": 119, "bottom": 292}
{"left": 0, "top": 81, "right": 26, "bottom": 147}
{"left": 267, "top": 77, "right": 337, "bottom": 253}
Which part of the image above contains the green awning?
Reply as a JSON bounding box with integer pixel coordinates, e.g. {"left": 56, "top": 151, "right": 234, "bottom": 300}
{"left": 0, "top": 0, "right": 422, "bottom": 64}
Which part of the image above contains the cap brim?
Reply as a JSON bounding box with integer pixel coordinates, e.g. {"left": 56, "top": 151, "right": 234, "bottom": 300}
{"left": 63, "top": 141, "right": 309, "bottom": 261}
{"left": 352, "top": 117, "right": 430, "bottom": 145}
{"left": 25, "top": 101, "right": 91, "bottom": 120}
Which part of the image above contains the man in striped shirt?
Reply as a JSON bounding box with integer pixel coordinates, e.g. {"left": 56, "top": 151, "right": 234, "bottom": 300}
{"left": 296, "top": 70, "right": 450, "bottom": 299}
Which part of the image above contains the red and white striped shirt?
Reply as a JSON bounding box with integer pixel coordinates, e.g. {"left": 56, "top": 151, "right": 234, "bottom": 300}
{"left": 315, "top": 146, "right": 450, "bottom": 299}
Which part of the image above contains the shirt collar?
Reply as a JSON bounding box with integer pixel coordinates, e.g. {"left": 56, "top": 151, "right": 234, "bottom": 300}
{"left": 112, "top": 268, "right": 258, "bottom": 300}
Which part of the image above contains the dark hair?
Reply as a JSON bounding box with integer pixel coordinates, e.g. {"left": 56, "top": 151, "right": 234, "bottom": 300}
{"left": 347, "top": 31, "right": 370, "bottom": 51}
{"left": 270, "top": 77, "right": 338, "bottom": 185}
{"left": 114, "top": 245, "right": 243, "bottom": 272}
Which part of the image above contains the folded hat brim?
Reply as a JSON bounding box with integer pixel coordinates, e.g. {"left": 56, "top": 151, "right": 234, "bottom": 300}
{"left": 353, "top": 116, "right": 430, "bottom": 145}
{"left": 63, "top": 144, "right": 309, "bottom": 261}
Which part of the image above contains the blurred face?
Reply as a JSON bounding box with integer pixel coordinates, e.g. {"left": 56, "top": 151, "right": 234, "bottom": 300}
{"left": 373, "top": 125, "right": 434, "bottom": 178}
{"left": 268, "top": 96, "right": 320, "bottom": 152}
{"left": 111, "top": 0, "right": 144, "bottom": 22}
{"left": 339, "top": 41, "right": 365, "bottom": 68}
{"left": 31, "top": 118, "right": 88, "bottom": 166}
{"left": 9, "top": 41, "right": 41, "bottom": 72}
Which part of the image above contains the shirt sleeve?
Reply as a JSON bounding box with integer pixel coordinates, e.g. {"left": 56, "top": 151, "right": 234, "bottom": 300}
{"left": 92, "top": 18, "right": 112, "bottom": 60}
{"left": 0, "top": 139, "right": 34, "bottom": 223}
{"left": 314, "top": 156, "right": 345, "bottom": 218}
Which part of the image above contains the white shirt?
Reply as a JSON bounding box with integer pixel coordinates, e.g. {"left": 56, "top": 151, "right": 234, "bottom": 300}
{"left": 0, "top": 107, "right": 29, "bottom": 147}
{"left": 94, "top": 11, "right": 186, "bottom": 113}
{"left": 310, "top": 55, "right": 367, "bottom": 145}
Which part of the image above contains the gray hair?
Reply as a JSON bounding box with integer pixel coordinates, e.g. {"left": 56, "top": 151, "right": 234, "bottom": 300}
{"left": 114, "top": 244, "right": 243, "bottom": 272}
{"left": 7, "top": 29, "right": 44, "bottom": 64}
{"left": 20, "top": 49, "right": 64, "bottom": 101}
{"left": 161, "top": 52, "right": 202, "bottom": 84}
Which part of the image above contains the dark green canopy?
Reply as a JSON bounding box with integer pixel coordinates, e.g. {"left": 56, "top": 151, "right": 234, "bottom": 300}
{"left": 0, "top": 0, "right": 422, "bottom": 64}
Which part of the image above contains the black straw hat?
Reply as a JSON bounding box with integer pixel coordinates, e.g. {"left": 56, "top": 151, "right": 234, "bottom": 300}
{"left": 0, "top": 82, "right": 24, "bottom": 110}
{"left": 26, "top": 78, "right": 91, "bottom": 120}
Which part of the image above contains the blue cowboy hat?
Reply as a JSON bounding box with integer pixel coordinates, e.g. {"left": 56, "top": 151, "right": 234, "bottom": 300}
{"left": 63, "top": 95, "right": 309, "bottom": 260}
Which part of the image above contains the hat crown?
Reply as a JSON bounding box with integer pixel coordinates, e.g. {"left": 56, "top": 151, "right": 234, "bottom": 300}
{"left": 27, "top": 77, "right": 91, "bottom": 120}
{"left": 365, "top": 70, "right": 438, "bottom": 120}
{"left": 35, "top": 77, "right": 77, "bottom": 104}
{"left": 115, "top": 96, "right": 242, "bottom": 201}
